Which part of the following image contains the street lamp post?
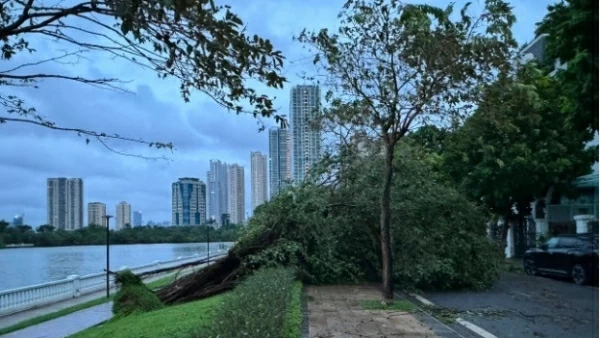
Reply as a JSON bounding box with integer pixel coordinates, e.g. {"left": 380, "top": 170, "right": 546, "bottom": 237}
{"left": 104, "top": 215, "right": 113, "bottom": 299}
{"left": 207, "top": 218, "right": 214, "bottom": 265}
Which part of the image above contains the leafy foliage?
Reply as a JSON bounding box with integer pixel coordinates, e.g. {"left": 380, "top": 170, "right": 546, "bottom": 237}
{"left": 112, "top": 270, "right": 164, "bottom": 317}
{"left": 233, "top": 142, "right": 499, "bottom": 291}
{"left": 359, "top": 299, "right": 415, "bottom": 311}
{"left": 297, "top": 0, "right": 516, "bottom": 299}
{"left": 443, "top": 63, "right": 596, "bottom": 217}
{"left": 0, "top": 0, "right": 286, "bottom": 157}
{"left": 389, "top": 145, "right": 500, "bottom": 290}
{"left": 536, "top": 0, "right": 598, "bottom": 133}
{"left": 0, "top": 223, "right": 242, "bottom": 247}
{"left": 192, "top": 268, "right": 300, "bottom": 338}
{"left": 283, "top": 281, "right": 303, "bottom": 338}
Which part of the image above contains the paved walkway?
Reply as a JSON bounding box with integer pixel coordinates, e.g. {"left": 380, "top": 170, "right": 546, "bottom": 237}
{"left": 1, "top": 302, "right": 113, "bottom": 338}
{"left": 306, "top": 285, "right": 469, "bottom": 338}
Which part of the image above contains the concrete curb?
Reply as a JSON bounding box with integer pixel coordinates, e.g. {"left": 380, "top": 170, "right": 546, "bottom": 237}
{"left": 408, "top": 292, "right": 498, "bottom": 338}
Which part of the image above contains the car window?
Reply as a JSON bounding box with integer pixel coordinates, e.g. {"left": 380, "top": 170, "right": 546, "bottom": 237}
{"left": 545, "top": 237, "right": 559, "bottom": 249}
{"left": 579, "top": 238, "right": 598, "bottom": 249}
{"left": 557, "top": 237, "right": 578, "bottom": 249}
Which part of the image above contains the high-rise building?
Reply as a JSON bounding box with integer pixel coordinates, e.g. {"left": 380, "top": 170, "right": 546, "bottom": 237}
{"left": 133, "top": 211, "right": 143, "bottom": 227}
{"left": 88, "top": 202, "right": 107, "bottom": 227}
{"left": 251, "top": 152, "right": 268, "bottom": 211}
{"left": 268, "top": 127, "right": 291, "bottom": 198}
{"left": 227, "top": 164, "right": 245, "bottom": 224}
{"left": 172, "top": 178, "right": 207, "bottom": 226}
{"left": 47, "top": 178, "right": 83, "bottom": 230}
{"left": 291, "top": 85, "right": 321, "bottom": 183}
{"left": 12, "top": 214, "right": 24, "bottom": 226}
{"left": 207, "top": 160, "right": 229, "bottom": 226}
{"left": 116, "top": 201, "right": 132, "bottom": 230}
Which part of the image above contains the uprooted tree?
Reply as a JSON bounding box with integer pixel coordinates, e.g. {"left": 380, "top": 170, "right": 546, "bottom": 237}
{"left": 295, "top": 0, "right": 516, "bottom": 301}
{"left": 157, "top": 139, "right": 501, "bottom": 305}
{"left": 0, "top": 0, "right": 285, "bottom": 158}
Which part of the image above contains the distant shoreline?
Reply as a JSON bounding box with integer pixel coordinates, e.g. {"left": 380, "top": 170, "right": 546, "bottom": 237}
{"left": 0, "top": 242, "right": 232, "bottom": 249}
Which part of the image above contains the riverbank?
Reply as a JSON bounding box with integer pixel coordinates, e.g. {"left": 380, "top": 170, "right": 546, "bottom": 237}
{"left": 0, "top": 268, "right": 193, "bottom": 336}
{"left": 0, "top": 242, "right": 233, "bottom": 290}
{"left": 0, "top": 224, "right": 242, "bottom": 249}
{"left": 71, "top": 268, "right": 302, "bottom": 338}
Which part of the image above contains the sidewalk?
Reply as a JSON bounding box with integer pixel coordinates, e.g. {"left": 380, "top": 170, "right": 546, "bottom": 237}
{"left": 1, "top": 302, "right": 112, "bottom": 338}
{"left": 0, "top": 265, "right": 205, "bottom": 338}
{"left": 306, "top": 285, "right": 470, "bottom": 338}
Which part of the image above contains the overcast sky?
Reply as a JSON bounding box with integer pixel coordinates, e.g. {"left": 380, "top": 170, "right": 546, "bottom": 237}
{"left": 0, "top": 0, "right": 555, "bottom": 227}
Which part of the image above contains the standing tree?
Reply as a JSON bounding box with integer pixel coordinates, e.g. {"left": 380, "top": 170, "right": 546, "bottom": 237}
{"left": 536, "top": 0, "right": 598, "bottom": 134}
{"left": 443, "top": 64, "right": 597, "bottom": 250}
{"left": 298, "top": 0, "right": 516, "bottom": 301}
{"left": 0, "top": 0, "right": 286, "bottom": 157}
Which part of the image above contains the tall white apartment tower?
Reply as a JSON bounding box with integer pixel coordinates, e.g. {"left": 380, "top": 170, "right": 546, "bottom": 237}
{"left": 116, "top": 201, "right": 132, "bottom": 230}
{"left": 268, "top": 127, "right": 292, "bottom": 198}
{"left": 88, "top": 202, "right": 107, "bottom": 227}
{"left": 47, "top": 178, "right": 83, "bottom": 230}
{"left": 291, "top": 85, "right": 321, "bottom": 183}
{"left": 227, "top": 164, "right": 245, "bottom": 225}
{"left": 251, "top": 152, "right": 268, "bottom": 211}
{"left": 207, "top": 160, "right": 229, "bottom": 226}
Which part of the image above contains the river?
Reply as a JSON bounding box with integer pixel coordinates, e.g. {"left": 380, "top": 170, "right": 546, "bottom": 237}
{"left": 0, "top": 242, "right": 233, "bottom": 291}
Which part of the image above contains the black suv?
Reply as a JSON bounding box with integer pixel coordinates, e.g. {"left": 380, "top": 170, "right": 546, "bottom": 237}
{"left": 523, "top": 234, "right": 599, "bottom": 285}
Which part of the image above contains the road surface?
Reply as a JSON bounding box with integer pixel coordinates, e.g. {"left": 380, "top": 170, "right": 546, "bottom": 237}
{"left": 420, "top": 272, "right": 599, "bottom": 338}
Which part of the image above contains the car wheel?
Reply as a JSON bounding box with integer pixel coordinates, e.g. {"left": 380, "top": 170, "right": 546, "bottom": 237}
{"left": 571, "top": 264, "right": 588, "bottom": 285}
{"left": 524, "top": 259, "right": 538, "bottom": 276}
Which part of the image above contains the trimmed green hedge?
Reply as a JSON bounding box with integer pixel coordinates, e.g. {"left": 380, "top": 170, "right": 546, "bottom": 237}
{"left": 283, "top": 281, "right": 303, "bottom": 338}
{"left": 192, "top": 268, "right": 302, "bottom": 338}
{"left": 112, "top": 270, "right": 163, "bottom": 317}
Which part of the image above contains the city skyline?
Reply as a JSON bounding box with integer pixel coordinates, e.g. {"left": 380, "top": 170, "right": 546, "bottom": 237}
{"left": 0, "top": 0, "right": 552, "bottom": 226}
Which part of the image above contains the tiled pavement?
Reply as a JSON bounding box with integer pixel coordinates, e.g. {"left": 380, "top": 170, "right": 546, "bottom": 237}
{"left": 307, "top": 284, "right": 442, "bottom": 338}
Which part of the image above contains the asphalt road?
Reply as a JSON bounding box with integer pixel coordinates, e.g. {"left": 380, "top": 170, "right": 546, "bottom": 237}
{"left": 420, "top": 272, "right": 599, "bottom": 338}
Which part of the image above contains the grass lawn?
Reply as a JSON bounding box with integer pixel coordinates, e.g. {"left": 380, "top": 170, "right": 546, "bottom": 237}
{"left": 0, "top": 274, "right": 179, "bottom": 336}
{"left": 359, "top": 299, "right": 415, "bottom": 311}
{"left": 283, "top": 281, "right": 303, "bottom": 338}
{"left": 69, "top": 295, "right": 225, "bottom": 338}
{"left": 503, "top": 258, "right": 524, "bottom": 274}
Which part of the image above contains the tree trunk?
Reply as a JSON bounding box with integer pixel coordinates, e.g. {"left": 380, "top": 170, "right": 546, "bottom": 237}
{"left": 380, "top": 141, "right": 394, "bottom": 302}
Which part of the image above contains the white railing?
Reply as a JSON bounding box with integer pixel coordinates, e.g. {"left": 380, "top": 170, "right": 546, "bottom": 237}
{"left": 0, "top": 251, "right": 228, "bottom": 317}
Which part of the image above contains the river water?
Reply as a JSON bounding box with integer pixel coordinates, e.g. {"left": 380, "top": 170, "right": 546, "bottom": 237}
{"left": 0, "top": 242, "right": 233, "bottom": 291}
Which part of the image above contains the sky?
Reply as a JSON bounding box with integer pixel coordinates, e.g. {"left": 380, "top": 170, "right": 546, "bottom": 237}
{"left": 0, "top": 0, "right": 556, "bottom": 227}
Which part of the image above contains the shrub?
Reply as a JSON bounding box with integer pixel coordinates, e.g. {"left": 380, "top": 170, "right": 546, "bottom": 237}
{"left": 283, "top": 281, "right": 303, "bottom": 338}
{"left": 112, "top": 270, "right": 164, "bottom": 317}
{"left": 194, "top": 268, "right": 301, "bottom": 338}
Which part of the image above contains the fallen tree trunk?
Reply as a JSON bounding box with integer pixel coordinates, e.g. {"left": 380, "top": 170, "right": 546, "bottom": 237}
{"left": 156, "top": 223, "right": 283, "bottom": 305}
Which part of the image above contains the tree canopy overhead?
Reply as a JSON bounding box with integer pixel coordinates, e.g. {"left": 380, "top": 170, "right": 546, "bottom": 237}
{"left": 443, "top": 63, "right": 597, "bottom": 245}
{"left": 0, "top": 0, "right": 286, "bottom": 157}
{"left": 536, "top": 0, "right": 598, "bottom": 134}
{"left": 298, "top": 0, "right": 516, "bottom": 301}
